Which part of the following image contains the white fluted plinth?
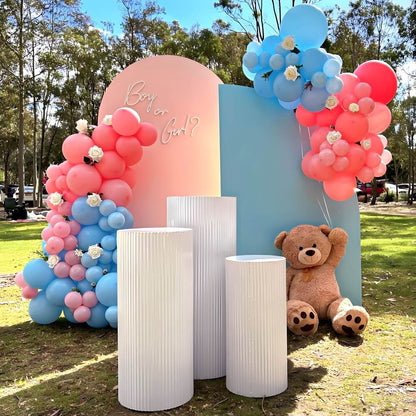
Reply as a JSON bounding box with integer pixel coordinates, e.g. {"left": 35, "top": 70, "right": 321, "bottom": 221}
{"left": 167, "top": 196, "right": 236, "bottom": 379}
{"left": 117, "top": 227, "right": 193, "bottom": 411}
{"left": 226, "top": 255, "right": 287, "bottom": 397}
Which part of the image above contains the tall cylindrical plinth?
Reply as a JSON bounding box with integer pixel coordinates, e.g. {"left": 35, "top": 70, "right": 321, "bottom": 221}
{"left": 117, "top": 227, "right": 193, "bottom": 411}
{"left": 226, "top": 255, "right": 287, "bottom": 397}
{"left": 167, "top": 196, "right": 236, "bottom": 379}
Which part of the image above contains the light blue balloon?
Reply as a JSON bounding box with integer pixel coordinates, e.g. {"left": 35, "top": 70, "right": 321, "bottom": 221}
{"left": 101, "top": 234, "right": 117, "bottom": 251}
{"left": 243, "top": 51, "right": 258, "bottom": 69}
{"left": 261, "top": 35, "right": 281, "bottom": 54}
{"left": 285, "top": 52, "right": 299, "bottom": 67}
{"left": 278, "top": 97, "right": 301, "bottom": 110}
{"left": 273, "top": 72, "right": 304, "bottom": 102}
{"left": 108, "top": 212, "right": 125, "bottom": 229}
{"left": 76, "top": 278, "right": 93, "bottom": 294}
{"left": 98, "top": 216, "right": 113, "bottom": 232}
{"left": 242, "top": 64, "right": 256, "bottom": 81}
{"left": 63, "top": 306, "right": 78, "bottom": 324}
{"left": 85, "top": 265, "right": 103, "bottom": 283}
{"left": 99, "top": 199, "right": 117, "bottom": 217}
{"left": 247, "top": 40, "right": 261, "bottom": 53}
{"left": 77, "top": 225, "right": 107, "bottom": 251}
{"left": 71, "top": 196, "right": 100, "bottom": 225}
{"left": 280, "top": 4, "right": 328, "bottom": 50}
{"left": 311, "top": 71, "right": 327, "bottom": 88}
{"left": 258, "top": 51, "right": 271, "bottom": 69}
{"left": 326, "top": 76, "right": 343, "bottom": 94}
{"left": 301, "top": 87, "right": 329, "bottom": 112}
{"left": 300, "top": 48, "right": 328, "bottom": 81}
{"left": 97, "top": 249, "right": 113, "bottom": 265}
{"left": 105, "top": 305, "right": 118, "bottom": 325}
{"left": 323, "top": 59, "right": 341, "bottom": 77}
{"left": 23, "top": 258, "right": 55, "bottom": 289}
{"left": 57, "top": 249, "right": 67, "bottom": 260}
{"left": 81, "top": 252, "right": 98, "bottom": 268}
{"left": 95, "top": 272, "right": 117, "bottom": 307}
{"left": 45, "top": 277, "right": 75, "bottom": 306}
{"left": 253, "top": 70, "right": 277, "bottom": 99}
{"left": 112, "top": 249, "right": 117, "bottom": 264}
{"left": 117, "top": 207, "right": 134, "bottom": 229}
{"left": 87, "top": 303, "right": 108, "bottom": 328}
{"left": 269, "top": 54, "right": 284, "bottom": 71}
{"left": 28, "top": 291, "right": 62, "bottom": 324}
{"left": 274, "top": 44, "right": 290, "bottom": 56}
{"left": 42, "top": 240, "right": 47, "bottom": 256}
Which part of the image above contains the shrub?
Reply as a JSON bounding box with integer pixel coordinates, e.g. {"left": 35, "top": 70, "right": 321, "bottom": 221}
{"left": 379, "top": 189, "right": 396, "bottom": 203}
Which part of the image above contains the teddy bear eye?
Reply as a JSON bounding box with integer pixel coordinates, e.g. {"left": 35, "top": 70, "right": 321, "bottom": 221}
{"left": 312, "top": 244, "right": 317, "bottom": 248}
{"left": 299, "top": 246, "right": 303, "bottom": 251}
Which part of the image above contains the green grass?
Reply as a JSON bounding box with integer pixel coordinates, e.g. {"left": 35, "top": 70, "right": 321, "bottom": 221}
{"left": 0, "top": 214, "right": 415, "bottom": 415}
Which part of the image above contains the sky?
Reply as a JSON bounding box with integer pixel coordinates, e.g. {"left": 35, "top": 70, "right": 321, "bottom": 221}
{"left": 80, "top": 0, "right": 413, "bottom": 36}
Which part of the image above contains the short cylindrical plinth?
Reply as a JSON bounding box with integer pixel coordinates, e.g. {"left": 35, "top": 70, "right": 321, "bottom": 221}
{"left": 167, "top": 196, "right": 236, "bottom": 380}
{"left": 117, "top": 227, "right": 193, "bottom": 411}
{"left": 226, "top": 255, "right": 287, "bottom": 397}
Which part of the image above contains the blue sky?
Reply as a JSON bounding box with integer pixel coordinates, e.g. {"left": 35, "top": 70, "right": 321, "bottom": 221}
{"left": 81, "top": 0, "right": 412, "bottom": 35}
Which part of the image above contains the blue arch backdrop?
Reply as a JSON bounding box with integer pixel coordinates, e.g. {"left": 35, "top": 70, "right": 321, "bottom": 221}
{"left": 219, "top": 85, "right": 362, "bottom": 306}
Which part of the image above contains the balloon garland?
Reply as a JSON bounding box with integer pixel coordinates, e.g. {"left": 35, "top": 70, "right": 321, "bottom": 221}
{"left": 15, "top": 108, "right": 157, "bottom": 328}
{"left": 243, "top": 4, "right": 397, "bottom": 201}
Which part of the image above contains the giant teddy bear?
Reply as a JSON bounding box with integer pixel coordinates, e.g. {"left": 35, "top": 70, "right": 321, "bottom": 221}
{"left": 274, "top": 224, "right": 369, "bottom": 337}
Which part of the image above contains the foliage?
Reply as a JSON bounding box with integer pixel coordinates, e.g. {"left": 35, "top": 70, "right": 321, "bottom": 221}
{"left": 379, "top": 189, "right": 396, "bottom": 202}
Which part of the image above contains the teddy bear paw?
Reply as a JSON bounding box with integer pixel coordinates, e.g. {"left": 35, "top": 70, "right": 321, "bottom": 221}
{"left": 288, "top": 308, "right": 319, "bottom": 337}
{"left": 332, "top": 306, "right": 369, "bottom": 337}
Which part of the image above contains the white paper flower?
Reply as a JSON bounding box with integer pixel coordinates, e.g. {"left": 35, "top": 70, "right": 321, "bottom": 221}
{"left": 75, "top": 249, "right": 83, "bottom": 258}
{"left": 102, "top": 115, "right": 112, "bottom": 125}
{"left": 87, "top": 193, "right": 102, "bottom": 207}
{"left": 325, "top": 96, "right": 339, "bottom": 110}
{"left": 284, "top": 65, "right": 299, "bottom": 81}
{"left": 47, "top": 254, "right": 60, "bottom": 268}
{"left": 88, "top": 244, "right": 103, "bottom": 259}
{"left": 361, "top": 139, "right": 372, "bottom": 150}
{"left": 282, "top": 35, "right": 295, "bottom": 51}
{"left": 349, "top": 103, "right": 360, "bottom": 113}
{"left": 49, "top": 192, "right": 64, "bottom": 206}
{"left": 88, "top": 145, "right": 104, "bottom": 163}
{"left": 76, "top": 119, "right": 89, "bottom": 134}
{"left": 327, "top": 130, "right": 342, "bottom": 145}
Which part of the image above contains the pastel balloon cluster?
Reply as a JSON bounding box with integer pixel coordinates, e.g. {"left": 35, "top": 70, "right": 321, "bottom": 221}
{"left": 15, "top": 107, "right": 157, "bottom": 327}
{"left": 296, "top": 60, "right": 397, "bottom": 201}
{"left": 243, "top": 4, "right": 343, "bottom": 111}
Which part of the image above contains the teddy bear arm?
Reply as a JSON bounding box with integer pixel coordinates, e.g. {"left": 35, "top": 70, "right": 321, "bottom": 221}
{"left": 286, "top": 268, "right": 296, "bottom": 299}
{"left": 326, "top": 228, "right": 348, "bottom": 267}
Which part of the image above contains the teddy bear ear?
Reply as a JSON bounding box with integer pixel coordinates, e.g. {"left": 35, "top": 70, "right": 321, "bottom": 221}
{"left": 319, "top": 224, "right": 331, "bottom": 235}
{"left": 274, "top": 231, "right": 287, "bottom": 249}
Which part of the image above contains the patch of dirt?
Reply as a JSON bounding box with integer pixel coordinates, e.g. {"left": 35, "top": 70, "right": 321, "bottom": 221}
{"left": 0, "top": 274, "right": 15, "bottom": 288}
{"left": 359, "top": 202, "right": 416, "bottom": 217}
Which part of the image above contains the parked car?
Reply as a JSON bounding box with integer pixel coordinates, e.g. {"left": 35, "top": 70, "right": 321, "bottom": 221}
{"left": 385, "top": 183, "right": 416, "bottom": 198}
{"left": 13, "top": 185, "right": 48, "bottom": 207}
{"left": 358, "top": 180, "right": 386, "bottom": 196}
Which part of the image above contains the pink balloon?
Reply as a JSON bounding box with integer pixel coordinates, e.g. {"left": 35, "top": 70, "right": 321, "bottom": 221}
{"left": 65, "top": 250, "right": 81, "bottom": 266}
{"left": 45, "top": 179, "right": 58, "bottom": 194}
{"left": 59, "top": 161, "right": 73, "bottom": 175}
{"left": 333, "top": 156, "right": 349, "bottom": 172}
{"left": 68, "top": 220, "right": 81, "bottom": 236}
{"left": 53, "top": 221, "right": 71, "bottom": 238}
{"left": 373, "top": 162, "right": 387, "bottom": 177}
{"left": 316, "top": 106, "right": 343, "bottom": 127}
{"left": 354, "top": 60, "right": 397, "bottom": 104}
{"left": 46, "top": 210, "right": 57, "bottom": 223}
{"left": 379, "top": 134, "right": 388, "bottom": 148}
{"left": 65, "top": 291, "right": 83, "bottom": 309}
{"left": 336, "top": 73, "right": 359, "bottom": 102}
{"left": 366, "top": 152, "right": 382, "bottom": 168}
{"left": 381, "top": 149, "right": 392, "bottom": 164}
{"left": 62, "top": 190, "right": 79, "bottom": 203}
{"left": 14, "top": 271, "right": 27, "bottom": 288}
{"left": 95, "top": 150, "right": 126, "bottom": 179}
{"left": 54, "top": 261, "right": 71, "bottom": 278}
{"left": 69, "top": 264, "right": 86, "bottom": 281}
{"left": 99, "top": 179, "right": 132, "bottom": 207}
{"left": 112, "top": 107, "right": 141, "bottom": 136}
{"left": 115, "top": 136, "right": 143, "bottom": 166}
{"left": 46, "top": 165, "right": 63, "bottom": 181}
{"left": 332, "top": 139, "right": 350, "bottom": 156}
{"left": 323, "top": 174, "right": 356, "bottom": 201}
{"left": 335, "top": 112, "right": 369, "bottom": 143}
{"left": 49, "top": 214, "right": 65, "bottom": 227}
{"left": 361, "top": 133, "right": 384, "bottom": 155}
{"left": 63, "top": 235, "right": 78, "bottom": 251}
{"left": 319, "top": 141, "right": 331, "bottom": 151}
{"left": 57, "top": 201, "right": 73, "bottom": 217}
{"left": 358, "top": 97, "right": 375, "bottom": 115}
{"left": 367, "top": 103, "right": 391, "bottom": 134}
{"left": 310, "top": 154, "right": 335, "bottom": 181}
{"left": 344, "top": 144, "right": 366, "bottom": 175}
{"left": 310, "top": 127, "right": 331, "bottom": 152}
{"left": 357, "top": 166, "right": 374, "bottom": 183}
{"left": 301, "top": 152, "right": 314, "bottom": 178}
{"left": 62, "top": 133, "right": 95, "bottom": 165}
{"left": 136, "top": 122, "right": 158, "bottom": 146}
{"left": 296, "top": 104, "right": 317, "bottom": 127}
{"left": 41, "top": 226, "right": 54, "bottom": 241}
{"left": 22, "top": 286, "right": 38, "bottom": 299}
{"left": 341, "top": 94, "right": 357, "bottom": 111}
{"left": 319, "top": 148, "right": 336, "bottom": 166}
{"left": 66, "top": 164, "right": 102, "bottom": 196}
{"left": 82, "top": 291, "right": 98, "bottom": 308}
{"left": 120, "top": 166, "right": 138, "bottom": 189}
{"left": 55, "top": 175, "right": 68, "bottom": 192}
{"left": 45, "top": 236, "right": 64, "bottom": 255}
{"left": 354, "top": 82, "right": 371, "bottom": 99}
{"left": 92, "top": 123, "right": 119, "bottom": 150}
{"left": 73, "top": 305, "right": 91, "bottom": 323}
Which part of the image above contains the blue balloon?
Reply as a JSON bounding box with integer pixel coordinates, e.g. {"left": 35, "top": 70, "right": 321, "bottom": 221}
{"left": 105, "top": 305, "right": 118, "bottom": 325}
{"left": 45, "top": 277, "right": 75, "bottom": 306}
{"left": 260, "top": 35, "right": 281, "bottom": 54}
{"left": 299, "top": 48, "right": 328, "bottom": 81}
{"left": 273, "top": 72, "right": 304, "bottom": 102}
{"left": 274, "top": 44, "right": 290, "bottom": 57}
{"left": 301, "top": 87, "right": 329, "bottom": 112}
{"left": 76, "top": 278, "right": 94, "bottom": 294}
{"left": 323, "top": 59, "right": 341, "bottom": 77}
{"left": 97, "top": 249, "right": 113, "bottom": 265}
{"left": 247, "top": 40, "right": 261, "bottom": 53}
{"left": 81, "top": 252, "right": 98, "bottom": 268}
{"left": 117, "top": 207, "right": 134, "bottom": 229}
{"left": 243, "top": 51, "right": 258, "bottom": 69}
{"left": 280, "top": 4, "right": 328, "bottom": 50}
{"left": 278, "top": 98, "right": 301, "bottom": 110}
{"left": 71, "top": 196, "right": 101, "bottom": 225}
{"left": 258, "top": 51, "right": 271, "bottom": 69}
{"left": 326, "top": 76, "right": 343, "bottom": 94}
{"left": 99, "top": 199, "right": 117, "bottom": 216}
{"left": 101, "top": 234, "right": 117, "bottom": 251}
{"left": 23, "top": 258, "right": 55, "bottom": 289}
{"left": 63, "top": 306, "right": 78, "bottom": 324}
{"left": 311, "top": 71, "right": 327, "bottom": 88}
{"left": 95, "top": 272, "right": 117, "bottom": 307}
{"left": 269, "top": 54, "right": 284, "bottom": 71}
{"left": 77, "top": 225, "right": 107, "bottom": 251}
{"left": 28, "top": 291, "right": 62, "bottom": 324}
{"left": 87, "top": 303, "right": 108, "bottom": 328}
{"left": 98, "top": 216, "right": 113, "bottom": 232}
{"left": 108, "top": 212, "right": 125, "bottom": 229}
{"left": 42, "top": 240, "right": 47, "bottom": 256}
{"left": 85, "top": 265, "right": 103, "bottom": 283}
{"left": 253, "top": 71, "right": 277, "bottom": 99}
{"left": 112, "top": 249, "right": 117, "bottom": 264}
{"left": 242, "top": 64, "right": 256, "bottom": 81}
{"left": 285, "top": 52, "right": 300, "bottom": 67}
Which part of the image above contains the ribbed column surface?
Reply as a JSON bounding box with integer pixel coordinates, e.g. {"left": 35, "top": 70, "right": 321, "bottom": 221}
{"left": 226, "top": 255, "right": 287, "bottom": 397}
{"left": 167, "top": 196, "right": 236, "bottom": 379}
{"left": 117, "top": 227, "right": 193, "bottom": 411}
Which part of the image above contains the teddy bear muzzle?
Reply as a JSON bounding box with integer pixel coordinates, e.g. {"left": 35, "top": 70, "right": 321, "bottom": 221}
{"left": 297, "top": 247, "right": 322, "bottom": 266}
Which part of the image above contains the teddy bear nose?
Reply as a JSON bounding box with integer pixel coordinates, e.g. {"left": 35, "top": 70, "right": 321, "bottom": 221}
{"left": 305, "top": 249, "right": 315, "bottom": 256}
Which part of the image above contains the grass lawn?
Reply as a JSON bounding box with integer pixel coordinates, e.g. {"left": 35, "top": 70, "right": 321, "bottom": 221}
{"left": 0, "top": 213, "right": 415, "bottom": 415}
